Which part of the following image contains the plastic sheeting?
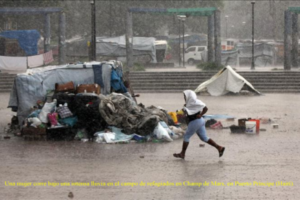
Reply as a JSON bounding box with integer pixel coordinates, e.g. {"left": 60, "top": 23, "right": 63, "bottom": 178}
{"left": 0, "top": 55, "right": 27, "bottom": 73}
{"left": 237, "top": 42, "right": 277, "bottom": 66}
{"left": 0, "top": 30, "right": 40, "bottom": 56}
{"left": 237, "top": 43, "right": 276, "bottom": 58}
{"left": 96, "top": 35, "right": 157, "bottom": 63}
{"left": 95, "top": 126, "right": 138, "bottom": 143}
{"left": 28, "top": 54, "right": 44, "bottom": 68}
{"left": 203, "top": 114, "right": 235, "bottom": 119}
{"left": 221, "top": 49, "right": 239, "bottom": 66}
{"left": 195, "top": 66, "right": 261, "bottom": 96}
{"left": 8, "top": 62, "right": 118, "bottom": 124}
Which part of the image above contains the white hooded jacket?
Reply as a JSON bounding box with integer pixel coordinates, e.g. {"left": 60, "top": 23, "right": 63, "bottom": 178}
{"left": 183, "top": 90, "right": 206, "bottom": 115}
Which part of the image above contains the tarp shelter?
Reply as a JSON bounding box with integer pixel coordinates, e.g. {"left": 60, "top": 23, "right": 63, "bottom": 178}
{"left": 195, "top": 66, "right": 261, "bottom": 96}
{"left": 126, "top": 7, "right": 221, "bottom": 67}
{"left": 66, "top": 37, "right": 89, "bottom": 57}
{"left": 221, "top": 49, "right": 239, "bottom": 66}
{"left": 155, "top": 40, "right": 167, "bottom": 62}
{"left": 96, "top": 35, "right": 157, "bottom": 63}
{"left": 8, "top": 62, "right": 119, "bottom": 124}
{"left": 237, "top": 42, "right": 277, "bottom": 66}
{"left": 167, "top": 34, "right": 207, "bottom": 46}
{"left": 0, "top": 7, "right": 65, "bottom": 64}
{"left": 0, "top": 30, "right": 40, "bottom": 56}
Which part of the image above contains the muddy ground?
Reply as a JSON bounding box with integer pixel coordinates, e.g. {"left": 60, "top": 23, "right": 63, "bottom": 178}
{"left": 0, "top": 92, "right": 299, "bottom": 200}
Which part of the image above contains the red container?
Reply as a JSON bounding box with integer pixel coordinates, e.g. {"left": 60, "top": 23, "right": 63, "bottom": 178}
{"left": 249, "top": 119, "right": 260, "bottom": 133}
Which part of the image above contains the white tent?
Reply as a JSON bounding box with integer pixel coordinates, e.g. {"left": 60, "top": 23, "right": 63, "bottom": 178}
{"left": 195, "top": 66, "right": 261, "bottom": 96}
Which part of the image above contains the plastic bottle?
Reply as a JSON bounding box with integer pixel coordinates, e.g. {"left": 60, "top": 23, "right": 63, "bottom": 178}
{"left": 152, "top": 139, "right": 162, "bottom": 143}
{"left": 53, "top": 99, "right": 57, "bottom": 112}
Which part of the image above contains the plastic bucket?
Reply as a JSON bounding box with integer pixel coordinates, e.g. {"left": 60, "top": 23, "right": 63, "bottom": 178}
{"left": 245, "top": 121, "right": 256, "bottom": 134}
{"left": 168, "top": 112, "right": 178, "bottom": 124}
{"left": 249, "top": 119, "right": 260, "bottom": 133}
{"left": 238, "top": 118, "right": 247, "bottom": 127}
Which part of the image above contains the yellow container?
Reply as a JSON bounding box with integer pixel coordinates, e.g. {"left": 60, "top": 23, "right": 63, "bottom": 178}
{"left": 176, "top": 110, "right": 185, "bottom": 123}
{"left": 168, "top": 112, "right": 178, "bottom": 124}
{"left": 176, "top": 110, "right": 184, "bottom": 115}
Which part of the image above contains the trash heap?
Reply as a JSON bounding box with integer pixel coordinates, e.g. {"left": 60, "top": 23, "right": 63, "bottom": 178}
{"left": 203, "top": 116, "right": 274, "bottom": 134}
{"left": 14, "top": 61, "right": 185, "bottom": 143}
{"left": 229, "top": 117, "right": 272, "bottom": 134}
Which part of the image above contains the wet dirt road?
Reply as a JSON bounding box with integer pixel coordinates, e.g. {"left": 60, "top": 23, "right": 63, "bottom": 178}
{"left": 0, "top": 93, "right": 300, "bottom": 199}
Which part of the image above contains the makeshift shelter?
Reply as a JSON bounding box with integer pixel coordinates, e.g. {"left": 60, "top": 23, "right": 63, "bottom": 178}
{"left": 0, "top": 7, "right": 66, "bottom": 64}
{"left": 154, "top": 40, "right": 167, "bottom": 62}
{"left": 221, "top": 49, "right": 239, "bottom": 66}
{"left": 195, "top": 66, "right": 261, "bottom": 96}
{"left": 8, "top": 61, "right": 184, "bottom": 142}
{"left": 0, "top": 30, "right": 40, "bottom": 56}
{"left": 8, "top": 61, "right": 122, "bottom": 124}
{"left": 237, "top": 42, "right": 277, "bottom": 66}
{"left": 96, "top": 35, "right": 157, "bottom": 63}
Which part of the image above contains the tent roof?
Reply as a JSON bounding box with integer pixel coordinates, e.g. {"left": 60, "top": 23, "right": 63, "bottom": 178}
{"left": 195, "top": 66, "right": 261, "bottom": 96}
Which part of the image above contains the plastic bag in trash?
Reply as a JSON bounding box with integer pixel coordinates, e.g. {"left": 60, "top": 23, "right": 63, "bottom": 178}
{"left": 153, "top": 123, "right": 173, "bottom": 142}
{"left": 132, "top": 134, "right": 146, "bottom": 141}
{"left": 75, "top": 129, "right": 88, "bottom": 140}
{"left": 159, "top": 121, "right": 175, "bottom": 136}
{"left": 95, "top": 131, "right": 115, "bottom": 143}
{"left": 169, "top": 126, "right": 185, "bottom": 136}
{"left": 38, "top": 102, "right": 56, "bottom": 123}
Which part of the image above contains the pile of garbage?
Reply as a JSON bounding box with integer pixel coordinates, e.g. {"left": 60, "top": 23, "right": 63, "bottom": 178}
{"left": 21, "top": 92, "right": 185, "bottom": 143}
{"left": 10, "top": 61, "right": 185, "bottom": 143}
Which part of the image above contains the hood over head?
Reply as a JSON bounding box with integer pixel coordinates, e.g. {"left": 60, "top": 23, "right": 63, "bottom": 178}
{"left": 183, "top": 90, "right": 206, "bottom": 115}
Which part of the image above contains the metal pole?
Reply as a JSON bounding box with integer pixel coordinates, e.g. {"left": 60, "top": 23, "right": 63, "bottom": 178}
{"left": 226, "top": 17, "right": 228, "bottom": 40}
{"left": 59, "top": 12, "right": 66, "bottom": 64}
{"left": 126, "top": 10, "right": 133, "bottom": 68}
{"left": 93, "top": 0, "right": 96, "bottom": 60}
{"left": 178, "top": 19, "right": 181, "bottom": 67}
{"left": 182, "top": 20, "right": 185, "bottom": 68}
{"left": 109, "top": 0, "right": 112, "bottom": 37}
{"left": 214, "top": 10, "right": 221, "bottom": 65}
{"left": 91, "top": 0, "right": 96, "bottom": 61}
{"left": 292, "top": 12, "right": 298, "bottom": 68}
{"left": 251, "top": 1, "right": 255, "bottom": 70}
{"left": 44, "top": 14, "right": 50, "bottom": 53}
{"left": 208, "top": 14, "right": 214, "bottom": 62}
{"left": 284, "top": 10, "right": 292, "bottom": 70}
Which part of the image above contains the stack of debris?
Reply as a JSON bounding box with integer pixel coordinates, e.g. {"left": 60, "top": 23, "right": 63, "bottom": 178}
{"left": 9, "top": 61, "right": 185, "bottom": 143}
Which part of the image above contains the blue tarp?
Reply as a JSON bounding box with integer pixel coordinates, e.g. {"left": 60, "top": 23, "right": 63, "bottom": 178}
{"left": 111, "top": 68, "right": 127, "bottom": 93}
{"left": 203, "top": 115, "right": 235, "bottom": 119}
{"left": 0, "top": 30, "right": 40, "bottom": 56}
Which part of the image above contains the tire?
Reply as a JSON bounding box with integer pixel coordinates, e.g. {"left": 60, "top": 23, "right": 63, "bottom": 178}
{"left": 187, "top": 59, "right": 195, "bottom": 65}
